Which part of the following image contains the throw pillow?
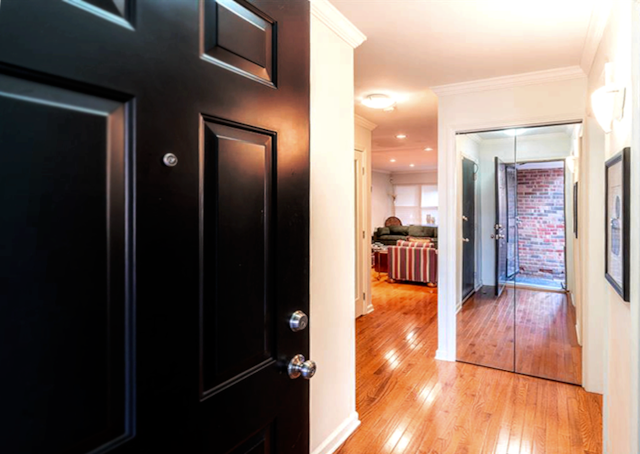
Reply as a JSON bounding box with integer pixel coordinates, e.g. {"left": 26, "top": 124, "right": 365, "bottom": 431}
{"left": 378, "top": 227, "right": 391, "bottom": 236}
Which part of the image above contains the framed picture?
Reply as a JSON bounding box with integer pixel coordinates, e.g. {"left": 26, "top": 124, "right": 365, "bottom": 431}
{"left": 573, "top": 182, "right": 578, "bottom": 239}
{"left": 605, "top": 147, "right": 630, "bottom": 302}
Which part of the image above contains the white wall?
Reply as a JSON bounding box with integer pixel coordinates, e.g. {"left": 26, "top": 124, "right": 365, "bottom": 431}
{"left": 475, "top": 134, "right": 572, "bottom": 286}
{"left": 435, "top": 75, "right": 587, "bottom": 363}
{"left": 583, "top": 1, "right": 638, "bottom": 451}
{"left": 309, "top": 9, "right": 362, "bottom": 454}
{"left": 371, "top": 171, "right": 393, "bottom": 231}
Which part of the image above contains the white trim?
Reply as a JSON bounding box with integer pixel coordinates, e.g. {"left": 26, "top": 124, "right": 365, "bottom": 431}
{"left": 576, "top": 321, "right": 582, "bottom": 346}
{"left": 355, "top": 114, "right": 377, "bottom": 131}
{"left": 310, "top": 0, "right": 366, "bottom": 49}
{"left": 311, "top": 412, "right": 360, "bottom": 454}
{"left": 580, "top": 1, "right": 612, "bottom": 74}
{"left": 431, "top": 66, "right": 586, "bottom": 97}
{"left": 372, "top": 169, "right": 391, "bottom": 175}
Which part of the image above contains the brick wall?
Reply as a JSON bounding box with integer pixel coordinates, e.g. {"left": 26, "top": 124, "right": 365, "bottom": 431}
{"left": 516, "top": 168, "right": 565, "bottom": 280}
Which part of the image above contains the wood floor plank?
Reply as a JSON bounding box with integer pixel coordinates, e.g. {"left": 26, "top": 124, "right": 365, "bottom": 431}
{"left": 335, "top": 275, "right": 603, "bottom": 454}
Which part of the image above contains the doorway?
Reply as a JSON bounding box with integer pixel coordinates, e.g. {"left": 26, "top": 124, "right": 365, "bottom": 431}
{"left": 456, "top": 123, "right": 582, "bottom": 385}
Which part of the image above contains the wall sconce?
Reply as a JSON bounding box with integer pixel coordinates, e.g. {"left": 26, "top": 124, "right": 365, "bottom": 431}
{"left": 591, "top": 62, "right": 626, "bottom": 133}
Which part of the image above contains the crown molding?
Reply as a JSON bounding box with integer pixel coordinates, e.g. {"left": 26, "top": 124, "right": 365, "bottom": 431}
{"left": 390, "top": 167, "right": 438, "bottom": 175}
{"left": 355, "top": 114, "right": 377, "bottom": 131}
{"left": 431, "top": 66, "right": 587, "bottom": 97}
{"left": 310, "top": 0, "right": 367, "bottom": 49}
{"left": 580, "top": 1, "right": 612, "bottom": 74}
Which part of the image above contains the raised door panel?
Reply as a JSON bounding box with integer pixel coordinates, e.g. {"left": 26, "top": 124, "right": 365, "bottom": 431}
{"left": 200, "top": 118, "right": 275, "bottom": 398}
{"left": 0, "top": 72, "right": 133, "bottom": 454}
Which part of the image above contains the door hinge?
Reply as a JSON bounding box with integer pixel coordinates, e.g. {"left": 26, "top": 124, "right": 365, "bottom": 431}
{"left": 362, "top": 167, "right": 365, "bottom": 175}
{"left": 363, "top": 292, "right": 366, "bottom": 301}
{"left": 362, "top": 230, "right": 365, "bottom": 239}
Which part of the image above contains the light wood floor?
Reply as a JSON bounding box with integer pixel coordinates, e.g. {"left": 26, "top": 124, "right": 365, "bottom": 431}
{"left": 336, "top": 276, "right": 602, "bottom": 454}
{"left": 457, "top": 286, "right": 581, "bottom": 384}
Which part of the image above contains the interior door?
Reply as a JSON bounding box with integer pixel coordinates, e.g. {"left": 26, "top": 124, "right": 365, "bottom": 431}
{"left": 461, "top": 158, "right": 476, "bottom": 301}
{"left": 0, "top": 1, "right": 310, "bottom": 453}
{"left": 494, "top": 157, "right": 508, "bottom": 297}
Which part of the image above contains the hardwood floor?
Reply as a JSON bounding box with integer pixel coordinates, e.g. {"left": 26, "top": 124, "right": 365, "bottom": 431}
{"left": 457, "top": 286, "right": 581, "bottom": 384}
{"left": 336, "top": 276, "right": 602, "bottom": 454}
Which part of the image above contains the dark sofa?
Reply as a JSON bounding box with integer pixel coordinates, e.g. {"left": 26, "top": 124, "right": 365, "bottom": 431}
{"left": 373, "top": 225, "right": 438, "bottom": 246}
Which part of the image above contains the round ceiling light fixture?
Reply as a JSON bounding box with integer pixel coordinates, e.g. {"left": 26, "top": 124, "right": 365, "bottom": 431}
{"left": 390, "top": 159, "right": 396, "bottom": 162}
{"left": 396, "top": 134, "right": 407, "bottom": 139}
{"left": 362, "top": 94, "right": 396, "bottom": 109}
{"left": 424, "top": 147, "right": 433, "bottom": 151}
{"left": 410, "top": 164, "right": 415, "bottom": 167}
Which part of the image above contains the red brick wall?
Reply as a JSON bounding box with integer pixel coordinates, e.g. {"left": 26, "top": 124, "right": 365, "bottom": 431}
{"left": 517, "top": 168, "right": 565, "bottom": 280}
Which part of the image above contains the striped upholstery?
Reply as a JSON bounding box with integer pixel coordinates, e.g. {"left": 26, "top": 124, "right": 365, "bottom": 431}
{"left": 396, "top": 240, "right": 433, "bottom": 248}
{"left": 388, "top": 244, "right": 438, "bottom": 284}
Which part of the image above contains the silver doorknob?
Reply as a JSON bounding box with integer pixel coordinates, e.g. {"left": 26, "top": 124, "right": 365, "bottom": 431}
{"left": 288, "top": 354, "right": 316, "bottom": 379}
{"left": 289, "top": 310, "right": 308, "bottom": 332}
{"left": 462, "top": 215, "right": 468, "bottom": 221}
{"left": 462, "top": 238, "right": 470, "bottom": 243}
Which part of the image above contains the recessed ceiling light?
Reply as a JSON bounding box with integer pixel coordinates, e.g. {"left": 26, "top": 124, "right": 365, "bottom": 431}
{"left": 410, "top": 164, "right": 415, "bottom": 167}
{"left": 424, "top": 147, "right": 433, "bottom": 151}
{"left": 361, "top": 94, "right": 396, "bottom": 109}
{"left": 390, "top": 159, "right": 396, "bottom": 162}
{"left": 396, "top": 134, "right": 407, "bottom": 139}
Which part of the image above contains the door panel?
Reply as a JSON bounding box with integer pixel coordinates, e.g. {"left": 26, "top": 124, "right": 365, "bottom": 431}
{"left": 0, "top": 72, "right": 133, "bottom": 454}
{"left": 494, "top": 157, "right": 508, "bottom": 297}
{"left": 461, "top": 158, "right": 475, "bottom": 301}
{"left": 506, "top": 165, "right": 518, "bottom": 278}
{"left": 0, "top": 0, "right": 310, "bottom": 452}
{"left": 201, "top": 118, "right": 275, "bottom": 396}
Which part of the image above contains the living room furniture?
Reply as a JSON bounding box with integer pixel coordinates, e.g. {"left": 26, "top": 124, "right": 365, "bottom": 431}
{"left": 388, "top": 240, "right": 438, "bottom": 285}
{"left": 373, "top": 224, "right": 438, "bottom": 246}
{"left": 384, "top": 216, "right": 402, "bottom": 226}
{"left": 373, "top": 249, "right": 389, "bottom": 278}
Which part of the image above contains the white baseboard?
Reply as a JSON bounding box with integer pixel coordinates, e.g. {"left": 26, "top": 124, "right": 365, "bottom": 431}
{"left": 311, "top": 411, "right": 361, "bottom": 454}
{"left": 576, "top": 321, "right": 582, "bottom": 346}
{"left": 365, "top": 304, "right": 374, "bottom": 315}
{"left": 435, "top": 349, "right": 455, "bottom": 362}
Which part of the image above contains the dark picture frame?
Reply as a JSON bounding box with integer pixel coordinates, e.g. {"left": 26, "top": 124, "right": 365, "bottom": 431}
{"left": 605, "top": 147, "right": 630, "bottom": 302}
{"left": 573, "top": 181, "right": 579, "bottom": 239}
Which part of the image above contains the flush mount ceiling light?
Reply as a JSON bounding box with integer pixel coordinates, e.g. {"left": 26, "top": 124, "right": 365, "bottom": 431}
{"left": 592, "top": 62, "right": 626, "bottom": 133}
{"left": 396, "top": 134, "right": 407, "bottom": 139}
{"left": 362, "top": 94, "right": 396, "bottom": 109}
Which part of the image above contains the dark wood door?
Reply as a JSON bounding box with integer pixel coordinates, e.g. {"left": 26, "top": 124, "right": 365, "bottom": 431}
{"left": 0, "top": 1, "right": 310, "bottom": 453}
{"left": 461, "top": 158, "right": 475, "bottom": 301}
{"left": 494, "top": 157, "right": 508, "bottom": 297}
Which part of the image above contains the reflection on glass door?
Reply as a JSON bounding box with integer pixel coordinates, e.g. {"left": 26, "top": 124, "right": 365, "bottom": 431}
{"left": 456, "top": 123, "right": 583, "bottom": 385}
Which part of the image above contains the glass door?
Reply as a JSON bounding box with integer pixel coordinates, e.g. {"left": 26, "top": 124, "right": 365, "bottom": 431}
{"left": 456, "top": 130, "right": 517, "bottom": 372}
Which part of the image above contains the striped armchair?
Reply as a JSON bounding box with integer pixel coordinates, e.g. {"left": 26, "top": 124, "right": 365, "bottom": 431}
{"left": 388, "top": 240, "right": 438, "bottom": 285}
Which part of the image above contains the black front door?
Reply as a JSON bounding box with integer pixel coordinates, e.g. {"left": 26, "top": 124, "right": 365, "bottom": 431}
{"left": 461, "top": 158, "right": 475, "bottom": 301}
{"left": 0, "top": 1, "right": 310, "bottom": 453}
{"left": 494, "top": 157, "right": 508, "bottom": 297}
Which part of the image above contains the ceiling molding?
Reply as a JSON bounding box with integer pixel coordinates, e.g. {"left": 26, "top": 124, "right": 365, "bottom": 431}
{"left": 310, "top": 0, "right": 367, "bottom": 49}
{"left": 355, "top": 114, "right": 377, "bottom": 131}
{"left": 390, "top": 167, "right": 438, "bottom": 175}
{"left": 371, "top": 169, "right": 391, "bottom": 175}
{"left": 580, "top": 1, "right": 612, "bottom": 74}
{"left": 430, "top": 66, "right": 586, "bottom": 97}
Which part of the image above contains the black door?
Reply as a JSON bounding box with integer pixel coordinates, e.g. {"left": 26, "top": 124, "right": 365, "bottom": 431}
{"left": 461, "top": 158, "right": 475, "bottom": 301}
{"left": 0, "top": 1, "right": 310, "bottom": 453}
{"left": 494, "top": 157, "right": 508, "bottom": 297}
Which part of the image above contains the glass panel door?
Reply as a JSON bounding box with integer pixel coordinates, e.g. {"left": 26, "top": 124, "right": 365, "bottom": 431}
{"left": 456, "top": 130, "right": 517, "bottom": 372}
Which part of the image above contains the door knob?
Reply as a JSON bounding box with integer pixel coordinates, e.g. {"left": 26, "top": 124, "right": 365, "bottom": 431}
{"left": 462, "top": 215, "right": 468, "bottom": 221}
{"left": 289, "top": 310, "right": 308, "bottom": 332}
{"left": 462, "top": 238, "right": 470, "bottom": 243}
{"left": 288, "top": 354, "right": 316, "bottom": 380}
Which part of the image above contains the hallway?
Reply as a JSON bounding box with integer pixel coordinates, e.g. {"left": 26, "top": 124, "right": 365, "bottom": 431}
{"left": 336, "top": 278, "right": 602, "bottom": 453}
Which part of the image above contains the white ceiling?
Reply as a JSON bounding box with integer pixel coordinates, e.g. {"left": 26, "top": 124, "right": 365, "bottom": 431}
{"left": 333, "top": 0, "right": 599, "bottom": 173}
